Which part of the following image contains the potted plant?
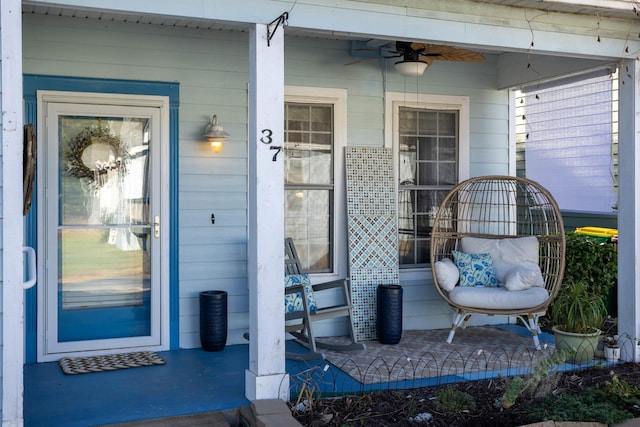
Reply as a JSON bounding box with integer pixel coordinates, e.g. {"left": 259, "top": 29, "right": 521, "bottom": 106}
{"left": 548, "top": 231, "right": 617, "bottom": 364}
{"left": 550, "top": 280, "right": 607, "bottom": 364}
{"left": 562, "top": 231, "right": 618, "bottom": 315}
{"left": 604, "top": 335, "right": 621, "bottom": 362}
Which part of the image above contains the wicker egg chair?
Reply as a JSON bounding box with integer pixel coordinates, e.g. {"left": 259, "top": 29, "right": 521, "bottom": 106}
{"left": 430, "top": 175, "right": 565, "bottom": 350}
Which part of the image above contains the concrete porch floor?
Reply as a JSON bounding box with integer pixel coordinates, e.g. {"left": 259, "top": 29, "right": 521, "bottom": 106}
{"left": 24, "top": 340, "right": 336, "bottom": 427}
{"left": 24, "top": 325, "right": 558, "bottom": 427}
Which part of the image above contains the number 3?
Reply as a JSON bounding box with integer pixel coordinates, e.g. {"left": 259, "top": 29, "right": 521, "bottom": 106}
{"left": 260, "top": 129, "right": 273, "bottom": 145}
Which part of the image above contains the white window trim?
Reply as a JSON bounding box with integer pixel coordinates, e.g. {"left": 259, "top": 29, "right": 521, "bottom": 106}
{"left": 384, "top": 92, "right": 470, "bottom": 280}
{"left": 285, "top": 86, "right": 348, "bottom": 282}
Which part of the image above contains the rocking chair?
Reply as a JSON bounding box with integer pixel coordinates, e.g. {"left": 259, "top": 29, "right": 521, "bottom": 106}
{"left": 284, "top": 237, "right": 365, "bottom": 359}
{"left": 430, "top": 176, "right": 566, "bottom": 350}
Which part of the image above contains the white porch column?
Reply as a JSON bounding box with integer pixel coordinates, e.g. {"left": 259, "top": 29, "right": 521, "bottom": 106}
{"left": 617, "top": 58, "right": 640, "bottom": 362}
{"left": 245, "top": 22, "right": 288, "bottom": 401}
{"left": 1, "top": 0, "right": 25, "bottom": 425}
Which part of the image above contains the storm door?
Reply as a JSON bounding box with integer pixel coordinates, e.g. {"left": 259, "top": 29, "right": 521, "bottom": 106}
{"left": 38, "top": 93, "right": 168, "bottom": 361}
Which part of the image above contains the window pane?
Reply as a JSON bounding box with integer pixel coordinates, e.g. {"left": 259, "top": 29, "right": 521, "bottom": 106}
{"left": 418, "top": 162, "right": 436, "bottom": 185}
{"left": 311, "top": 106, "right": 331, "bottom": 132}
{"left": 415, "top": 239, "right": 430, "bottom": 264}
{"left": 440, "top": 163, "right": 457, "bottom": 185}
{"left": 438, "top": 113, "right": 457, "bottom": 136}
{"left": 418, "top": 112, "right": 437, "bottom": 134}
{"left": 399, "top": 109, "right": 417, "bottom": 133}
{"left": 309, "top": 133, "right": 332, "bottom": 185}
{"left": 284, "top": 189, "right": 331, "bottom": 272}
{"left": 418, "top": 137, "right": 437, "bottom": 161}
{"left": 399, "top": 138, "right": 417, "bottom": 184}
{"left": 287, "top": 105, "right": 310, "bottom": 131}
{"left": 286, "top": 131, "right": 309, "bottom": 145}
{"left": 59, "top": 228, "right": 147, "bottom": 311}
{"left": 285, "top": 104, "right": 333, "bottom": 186}
{"left": 439, "top": 138, "right": 456, "bottom": 161}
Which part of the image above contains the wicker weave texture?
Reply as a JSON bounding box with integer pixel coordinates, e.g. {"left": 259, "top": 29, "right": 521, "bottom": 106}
{"left": 430, "top": 175, "right": 566, "bottom": 316}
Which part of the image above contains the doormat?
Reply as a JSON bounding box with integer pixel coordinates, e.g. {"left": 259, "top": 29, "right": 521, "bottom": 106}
{"left": 59, "top": 351, "right": 165, "bottom": 375}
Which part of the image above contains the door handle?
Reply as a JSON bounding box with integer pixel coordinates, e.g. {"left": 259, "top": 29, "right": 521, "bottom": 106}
{"left": 23, "top": 246, "right": 37, "bottom": 289}
{"left": 154, "top": 216, "right": 160, "bottom": 238}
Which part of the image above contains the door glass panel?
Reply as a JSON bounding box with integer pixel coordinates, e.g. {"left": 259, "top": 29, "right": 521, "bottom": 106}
{"left": 58, "top": 115, "right": 151, "bottom": 341}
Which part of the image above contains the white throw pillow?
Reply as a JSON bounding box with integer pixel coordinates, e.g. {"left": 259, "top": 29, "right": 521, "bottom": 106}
{"left": 434, "top": 257, "right": 459, "bottom": 292}
{"left": 461, "top": 236, "right": 539, "bottom": 283}
{"left": 504, "top": 263, "right": 545, "bottom": 291}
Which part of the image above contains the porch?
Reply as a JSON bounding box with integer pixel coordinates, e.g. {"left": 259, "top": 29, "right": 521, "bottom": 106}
{"left": 24, "top": 324, "right": 576, "bottom": 427}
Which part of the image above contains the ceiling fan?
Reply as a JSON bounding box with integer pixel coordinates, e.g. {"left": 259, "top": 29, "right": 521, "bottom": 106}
{"left": 348, "top": 41, "right": 485, "bottom": 76}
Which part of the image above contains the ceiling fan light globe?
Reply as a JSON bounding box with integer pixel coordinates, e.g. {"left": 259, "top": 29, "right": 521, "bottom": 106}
{"left": 394, "top": 60, "right": 428, "bottom": 76}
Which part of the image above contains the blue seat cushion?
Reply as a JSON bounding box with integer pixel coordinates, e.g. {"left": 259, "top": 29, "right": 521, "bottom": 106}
{"left": 285, "top": 274, "right": 317, "bottom": 313}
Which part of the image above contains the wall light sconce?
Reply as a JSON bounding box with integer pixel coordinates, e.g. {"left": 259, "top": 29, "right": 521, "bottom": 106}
{"left": 394, "top": 60, "right": 429, "bottom": 77}
{"left": 203, "top": 114, "right": 230, "bottom": 153}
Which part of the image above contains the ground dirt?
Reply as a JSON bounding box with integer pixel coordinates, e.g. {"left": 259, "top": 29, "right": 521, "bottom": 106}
{"left": 291, "top": 362, "right": 640, "bottom": 427}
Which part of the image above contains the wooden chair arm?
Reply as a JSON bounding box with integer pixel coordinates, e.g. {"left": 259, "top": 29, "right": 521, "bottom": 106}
{"left": 312, "top": 278, "right": 349, "bottom": 292}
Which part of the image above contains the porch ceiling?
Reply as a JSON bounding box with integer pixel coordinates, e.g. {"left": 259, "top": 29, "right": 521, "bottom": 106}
{"left": 21, "top": 3, "right": 254, "bottom": 33}
{"left": 24, "top": 0, "right": 638, "bottom": 38}
{"left": 471, "top": 0, "right": 638, "bottom": 19}
{"left": 20, "top": 1, "right": 621, "bottom": 88}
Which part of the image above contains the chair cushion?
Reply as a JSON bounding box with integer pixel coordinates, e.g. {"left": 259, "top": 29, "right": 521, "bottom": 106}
{"left": 434, "top": 257, "right": 459, "bottom": 291}
{"left": 503, "top": 263, "right": 545, "bottom": 291}
{"left": 461, "top": 236, "right": 539, "bottom": 283}
{"left": 449, "top": 285, "right": 549, "bottom": 310}
{"left": 285, "top": 274, "right": 317, "bottom": 313}
{"left": 452, "top": 250, "right": 498, "bottom": 287}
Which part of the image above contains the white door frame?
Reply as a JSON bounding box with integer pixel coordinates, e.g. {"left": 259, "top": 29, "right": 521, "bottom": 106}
{"left": 36, "top": 91, "right": 171, "bottom": 362}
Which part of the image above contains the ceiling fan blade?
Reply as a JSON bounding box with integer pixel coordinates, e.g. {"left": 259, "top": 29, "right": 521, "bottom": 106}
{"left": 411, "top": 43, "right": 485, "bottom": 62}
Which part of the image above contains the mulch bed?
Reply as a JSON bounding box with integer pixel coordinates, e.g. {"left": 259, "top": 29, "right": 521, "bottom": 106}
{"left": 291, "top": 362, "right": 640, "bottom": 426}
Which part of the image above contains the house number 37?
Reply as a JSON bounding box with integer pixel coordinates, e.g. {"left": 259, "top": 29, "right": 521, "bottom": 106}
{"left": 260, "top": 129, "right": 282, "bottom": 162}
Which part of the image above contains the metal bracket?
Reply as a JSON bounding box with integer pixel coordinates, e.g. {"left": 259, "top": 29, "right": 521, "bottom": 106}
{"left": 267, "top": 12, "right": 288, "bottom": 47}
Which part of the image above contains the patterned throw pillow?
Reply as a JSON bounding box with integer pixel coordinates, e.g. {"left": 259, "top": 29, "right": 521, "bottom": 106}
{"left": 452, "top": 250, "right": 498, "bottom": 287}
{"left": 284, "top": 274, "right": 317, "bottom": 313}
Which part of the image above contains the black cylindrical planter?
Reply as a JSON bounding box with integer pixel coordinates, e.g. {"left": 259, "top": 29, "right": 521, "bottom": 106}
{"left": 200, "top": 290, "right": 228, "bottom": 351}
{"left": 377, "top": 285, "right": 403, "bottom": 345}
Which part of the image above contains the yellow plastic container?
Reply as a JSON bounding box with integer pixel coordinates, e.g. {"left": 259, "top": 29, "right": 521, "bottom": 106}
{"left": 575, "top": 227, "right": 618, "bottom": 245}
{"left": 575, "top": 226, "right": 618, "bottom": 238}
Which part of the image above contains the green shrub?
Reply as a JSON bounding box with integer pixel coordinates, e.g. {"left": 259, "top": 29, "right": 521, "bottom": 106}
{"left": 526, "top": 387, "right": 632, "bottom": 425}
{"left": 562, "top": 231, "right": 617, "bottom": 297}
{"left": 501, "top": 348, "right": 571, "bottom": 408}
{"left": 549, "top": 231, "right": 617, "bottom": 324}
{"left": 433, "top": 386, "right": 476, "bottom": 414}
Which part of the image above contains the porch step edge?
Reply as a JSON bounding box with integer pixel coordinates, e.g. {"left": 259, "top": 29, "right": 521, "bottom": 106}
{"left": 97, "top": 409, "right": 233, "bottom": 427}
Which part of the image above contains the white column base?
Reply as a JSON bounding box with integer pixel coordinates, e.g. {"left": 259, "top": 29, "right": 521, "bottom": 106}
{"left": 245, "top": 370, "right": 290, "bottom": 401}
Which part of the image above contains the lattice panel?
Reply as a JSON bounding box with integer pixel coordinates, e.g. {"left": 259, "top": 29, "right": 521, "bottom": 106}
{"left": 345, "top": 147, "right": 399, "bottom": 341}
{"left": 348, "top": 216, "right": 398, "bottom": 270}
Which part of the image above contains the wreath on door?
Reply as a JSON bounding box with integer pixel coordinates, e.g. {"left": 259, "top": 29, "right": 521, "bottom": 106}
{"left": 65, "top": 125, "right": 128, "bottom": 189}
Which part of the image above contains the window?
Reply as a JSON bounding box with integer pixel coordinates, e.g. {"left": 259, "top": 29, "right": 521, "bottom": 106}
{"left": 284, "top": 87, "right": 347, "bottom": 275}
{"left": 284, "top": 103, "right": 333, "bottom": 273}
{"left": 398, "top": 108, "right": 458, "bottom": 266}
{"left": 386, "top": 93, "right": 470, "bottom": 269}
